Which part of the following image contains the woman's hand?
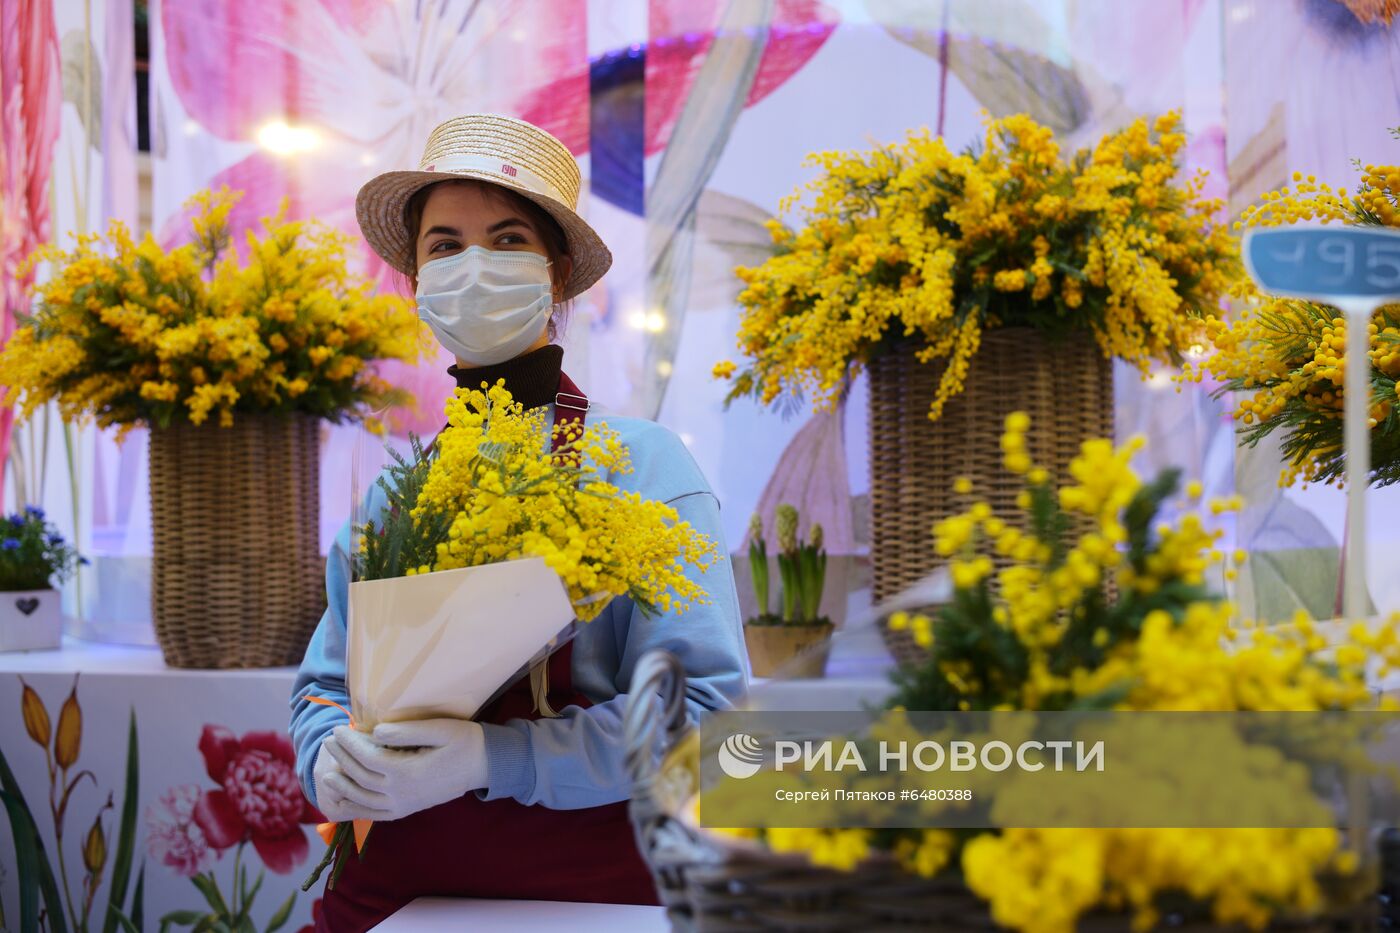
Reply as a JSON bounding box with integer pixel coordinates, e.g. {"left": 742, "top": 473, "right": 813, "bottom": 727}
{"left": 314, "top": 728, "right": 393, "bottom": 822}
{"left": 313, "top": 721, "right": 488, "bottom": 822}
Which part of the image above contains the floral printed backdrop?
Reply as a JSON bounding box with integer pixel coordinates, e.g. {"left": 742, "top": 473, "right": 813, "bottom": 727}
{"left": 130, "top": 0, "right": 1397, "bottom": 620}
{"left": 2, "top": 0, "right": 1400, "bottom": 922}
{"left": 2, "top": 0, "right": 1394, "bottom": 641}
{"left": 1, "top": 669, "right": 322, "bottom": 931}
{"left": 0, "top": 0, "right": 1391, "bottom": 628}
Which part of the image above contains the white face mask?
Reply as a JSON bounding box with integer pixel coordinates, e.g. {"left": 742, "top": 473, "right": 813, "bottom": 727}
{"left": 415, "top": 246, "right": 555, "bottom": 366}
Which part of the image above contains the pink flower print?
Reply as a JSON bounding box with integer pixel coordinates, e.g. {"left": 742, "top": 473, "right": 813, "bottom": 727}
{"left": 644, "top": 0, "right": 837, "bottom": 156}
{"left": 145, "top": 784, "right": 216, "bottom": 878}
{"left": 0, "top": 0, "right": 62, "bottom": 503}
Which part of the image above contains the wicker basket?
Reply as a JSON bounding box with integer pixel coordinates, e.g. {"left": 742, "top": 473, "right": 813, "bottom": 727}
{"left": 148, "top": 414, "right": 325, "bottom": 669}
{"left": 867, "top": 328, "right": 1114, "bottom": 665}
{"left": 624, "top": 650, "right": 993, "bottom": 931}
{"left": 623, "top": 650, "right": 1377, "bottom": 932}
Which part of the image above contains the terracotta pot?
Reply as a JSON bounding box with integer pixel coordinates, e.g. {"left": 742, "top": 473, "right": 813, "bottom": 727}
{"left": 744, "top": 621, "right": 833, "bottom": 678}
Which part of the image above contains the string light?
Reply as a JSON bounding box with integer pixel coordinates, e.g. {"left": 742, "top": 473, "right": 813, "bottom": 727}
{"left": 626, "top": 309, "right": 668, "bottom": 333}
{"left": 257, "top": 121, "right": 321, "bottom": 155}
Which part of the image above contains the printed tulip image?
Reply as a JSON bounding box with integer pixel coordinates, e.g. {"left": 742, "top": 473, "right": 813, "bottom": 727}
{"left": 20, "top": 678, "right": 49, "bottom": 747}
{"left": 55, "top": 682, "right": 81, "bottom": 771}
{"left": 80, "top": 796, "right": 113, "bottom": 920}
{"left": 82, "top": 807, "right": 108, "bottom": 874}
{"left": 1, "top": 675, "right": 142, "bottom": 933}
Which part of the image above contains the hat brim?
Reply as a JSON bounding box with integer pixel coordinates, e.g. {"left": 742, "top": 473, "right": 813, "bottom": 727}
{"left": 355, "top": 169, "right": 612, "bottom": 301}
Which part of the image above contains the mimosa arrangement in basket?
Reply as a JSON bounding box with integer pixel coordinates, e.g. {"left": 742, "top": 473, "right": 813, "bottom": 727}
{"left": 0, "top": 187, "right": 425, "bottom": 434}
{"left": 307, "top": 381, "right": 718, "bottom": 888}
{"left": 0, "top": 187, "right": 430, "bottom": 668}
{"left": 722, "top": 415, "right": 1400, "bottom": 933}
{"left": 714, "top": 112, "right": 1240, "bottom": 419}
{"left": 1197, "top": 145, "right": 1400, "bottom": 487}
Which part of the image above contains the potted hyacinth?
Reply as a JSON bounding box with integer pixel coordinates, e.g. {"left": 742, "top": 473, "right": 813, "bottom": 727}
{"left": 743, "top": 505, "right": 833, "bottom": 677}
{"left": 0, "top": 506, "right": 83, "bottom": 652}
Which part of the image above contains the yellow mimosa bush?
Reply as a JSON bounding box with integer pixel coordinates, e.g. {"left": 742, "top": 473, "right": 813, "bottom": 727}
{"left": 718, "top": 113, "right": 1240, "bottom": 419}
{"left": 721, "top": 415, "right": 1400, "bottom": 933}
{"left": 0, "top": 188, "right": 427, "bottom": 436}
{"left": 1196, "top": 153, "right": 1400, "bottom": 486}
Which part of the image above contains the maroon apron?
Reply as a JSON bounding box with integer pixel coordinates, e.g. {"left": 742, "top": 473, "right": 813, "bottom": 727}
{"left": 318, "top": 374, "right": 659, "bottom": 933}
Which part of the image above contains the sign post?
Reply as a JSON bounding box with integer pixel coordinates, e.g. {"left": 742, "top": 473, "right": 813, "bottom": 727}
{"left": 1242, "top": 225, "right": 1400, "bottom": 620}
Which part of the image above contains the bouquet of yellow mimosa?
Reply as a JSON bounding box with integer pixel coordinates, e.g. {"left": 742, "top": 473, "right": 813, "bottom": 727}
{"left": 305, "top": 382, "right": 718, "bottom": 889}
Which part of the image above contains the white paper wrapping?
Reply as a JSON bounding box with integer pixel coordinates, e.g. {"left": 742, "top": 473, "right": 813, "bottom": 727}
{"left": 346, "top": 556, "right": 575, "bottom": 730}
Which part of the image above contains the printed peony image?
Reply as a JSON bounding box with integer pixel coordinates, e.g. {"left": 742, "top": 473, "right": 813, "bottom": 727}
{"left": 145, "top": 784, "right": 216, "bottom": 878}
{"left": 191, "top": 725, "right": 323, "bottom": 874}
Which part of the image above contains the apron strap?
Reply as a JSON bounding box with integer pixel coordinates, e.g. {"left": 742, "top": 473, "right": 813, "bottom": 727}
{"left": 530, "top": 372, "right": 588, "bottom": 716}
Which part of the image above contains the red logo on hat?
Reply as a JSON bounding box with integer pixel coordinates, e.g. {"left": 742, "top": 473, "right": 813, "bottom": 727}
{"left": 501, "top": 164, "right": 518, "bottom": 177}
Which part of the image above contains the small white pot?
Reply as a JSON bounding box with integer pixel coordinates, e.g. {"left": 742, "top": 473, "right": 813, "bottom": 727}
{"left": 0, "top": 589, "right": 63, "bottom": 652}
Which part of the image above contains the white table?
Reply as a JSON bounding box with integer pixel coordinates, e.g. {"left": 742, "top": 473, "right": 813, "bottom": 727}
{"left": 372, "top": 897, "right": 668, "bottom": 931}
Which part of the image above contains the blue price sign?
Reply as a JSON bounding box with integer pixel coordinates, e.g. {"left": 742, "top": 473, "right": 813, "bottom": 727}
{"left": 1240, "top": 225, "right": 1400, "bottom": 624}
{"left": 1243, "top": 226, "right": 1400, "bottom": 303}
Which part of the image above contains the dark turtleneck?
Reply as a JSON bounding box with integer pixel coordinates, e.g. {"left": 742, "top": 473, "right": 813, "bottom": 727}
{"left": 447, "top": 344, "right": 564, "bottom": 410}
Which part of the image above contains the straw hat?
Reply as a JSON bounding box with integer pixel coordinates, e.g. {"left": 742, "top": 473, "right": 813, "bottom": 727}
{"left": 356, "top": 114, "right": 611, "bottom": 300}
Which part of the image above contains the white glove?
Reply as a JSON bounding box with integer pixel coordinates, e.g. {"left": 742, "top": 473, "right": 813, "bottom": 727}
{"left": 313, "top": 729, "right": 393, "bottom": 823}
{"left": 317, "top": 720, "right": 488, "bottom": 822}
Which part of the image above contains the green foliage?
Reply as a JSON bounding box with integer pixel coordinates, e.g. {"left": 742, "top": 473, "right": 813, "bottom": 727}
{"left": 889, "top": 467, "right": 1214, "bottom": 712}
{"left": 103, "top": 711, "right": 141, "bottom": 933}
{"left": 1211, "top": 302, "right": 1400, "bottom": 487}
{"left": 747, "top": 514, "right": 770, "bottom": 618}
{"left": 355, "top": 437, "right": 451, "bottom": 582}
{"left": 163, "top": 849, "right": 292, "bottom": 933}
{"left": 303, "top": 822, "right": 362, "bottom": 895}
{"left": 0, "top": 744, "right": 69, "bottom": 932}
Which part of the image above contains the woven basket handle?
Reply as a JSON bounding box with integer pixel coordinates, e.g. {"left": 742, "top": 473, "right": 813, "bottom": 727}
{"left": 624, "top": 649, "right": 690, "bottom": 830}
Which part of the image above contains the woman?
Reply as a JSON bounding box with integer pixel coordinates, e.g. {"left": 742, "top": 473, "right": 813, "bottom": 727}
{"left": 290, "top": 114, "right": 748, "bottom": 931}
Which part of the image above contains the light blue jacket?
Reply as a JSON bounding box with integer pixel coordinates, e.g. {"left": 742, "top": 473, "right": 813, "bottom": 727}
{"left": 290, "top": 405, "right": 748, "bottom": 810}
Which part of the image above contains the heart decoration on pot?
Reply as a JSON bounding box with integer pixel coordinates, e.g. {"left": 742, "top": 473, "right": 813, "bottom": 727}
{"left": 15, "top": 598, "right": 40, "bottom": 616}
